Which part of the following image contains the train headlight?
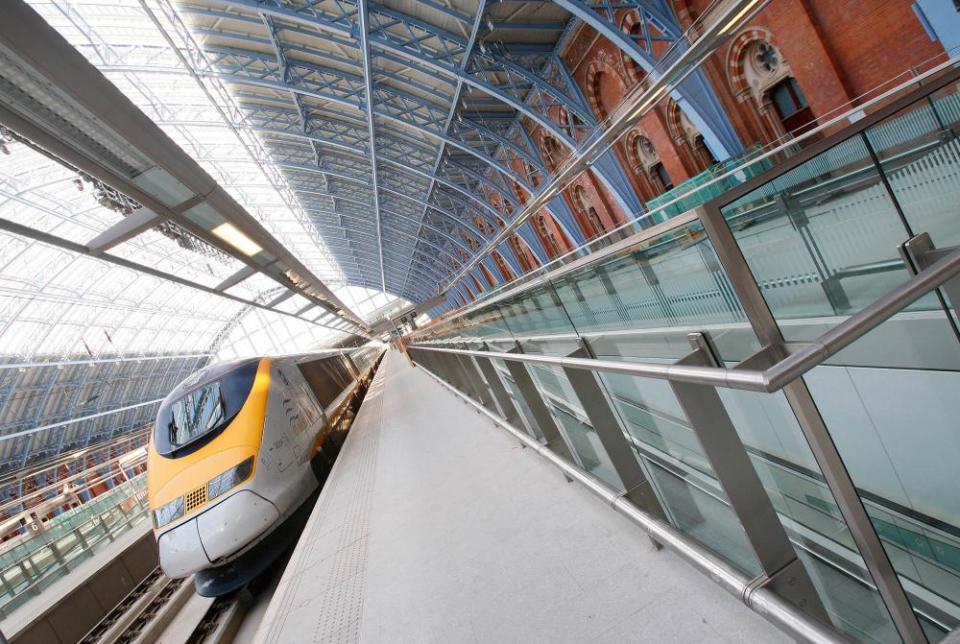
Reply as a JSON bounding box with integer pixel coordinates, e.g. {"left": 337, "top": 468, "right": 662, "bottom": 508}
{"left": 207, "top": 457, "right": 254, "bottom": 500}
{"left": 153, "top": 497, "right": 184, "bottom": 529}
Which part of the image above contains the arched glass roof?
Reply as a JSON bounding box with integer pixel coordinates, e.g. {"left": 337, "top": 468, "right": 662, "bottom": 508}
{"left": 0, "top": 0, "right": 767, "bottom": 473}
{"left": 0, "top": 1, "right": 420, "bottom": 470}
{"left": 0, "top": 139, "right": 404, "bottom": 471}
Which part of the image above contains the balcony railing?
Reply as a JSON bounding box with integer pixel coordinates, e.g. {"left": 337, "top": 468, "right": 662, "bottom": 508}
{"left": 409, "top": 67, "right": 960, "bottom": 644}
{"left": 0, "top": 475, "right": 148, "bottom": 617}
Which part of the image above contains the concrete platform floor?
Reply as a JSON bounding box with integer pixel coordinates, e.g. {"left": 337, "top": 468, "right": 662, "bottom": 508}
{"left": 255, "top": 350, "right": 790, "bottom": 643}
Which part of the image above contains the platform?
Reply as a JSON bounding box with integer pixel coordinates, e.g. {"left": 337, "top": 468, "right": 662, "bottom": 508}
{"left": 254, "top": 351, "right": 789, "bottom": 643}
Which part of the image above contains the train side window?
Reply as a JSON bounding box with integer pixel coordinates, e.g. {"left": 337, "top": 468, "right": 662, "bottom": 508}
{"left": 298, "top": 355, "right": 352, "bottom": 409}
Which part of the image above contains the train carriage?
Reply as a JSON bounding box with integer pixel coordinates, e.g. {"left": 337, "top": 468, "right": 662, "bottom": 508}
{"left": 147, "top": 346, "right": 381, "bottom": 595}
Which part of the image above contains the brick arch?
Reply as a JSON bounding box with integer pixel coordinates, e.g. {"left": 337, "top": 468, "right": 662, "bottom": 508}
{"left": 539, "top": 131, "right": 565, "bottom": 172}
{"left": 622, "top": 127, "right": 663, "bottom": 201}
{"left": 726, "top": 28, "right": 776, "bottom": 101}
{"left": 532, "top": 211, "right": 574, "bottom": 260}
{"left": 493, "top": 251, "right": 516, "bottom": 282}
{"left": 472, "top": 215, "right": 494, "bottom": 237}
{"left": 511, "top": 180, "right": 527, "bottom": 205}
{"left": 664, "top": 98, "right": 717, "bottom": 174}
{"left": 570, "top": 184, "right": 604, "bottom": 238}
{"left": 619, "top": 12, "right": 650, "bottom": 86}
{"left": 665, "top": 99, "right": 684, "bottom": 142}
{"left": 461, "top": 231, "right": 480, "bottom": 251}
{"left": 509, "top": 235, "right": 539, "bottom": 273}
{"left": 624, "top": 127, "right": 658, "bottom": 171}
{"left": 585, "top": 59, "right": 625, "bottom": 121}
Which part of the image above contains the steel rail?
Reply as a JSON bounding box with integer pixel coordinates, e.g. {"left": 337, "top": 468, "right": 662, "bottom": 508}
{"left": 438, "top": 56, "right": 960, "bottom": 318}
{"left": 411, "top": 245, "right": 960, "bottom": 393}
{"left": 418, "top": 363, "right": 846, "bottom": 644}
{"left": 442, "top": 0, "right": 771, "bottom": 291}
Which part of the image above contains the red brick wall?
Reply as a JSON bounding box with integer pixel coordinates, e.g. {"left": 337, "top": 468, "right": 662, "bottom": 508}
{"left": 675, "top": 0, "right": 943, "bottom": 134}
{"left": 483, "top": 0, "right": 944, "bottom": 276}
{"left": 802, "top": 0, "right": 943, "bottom": 99}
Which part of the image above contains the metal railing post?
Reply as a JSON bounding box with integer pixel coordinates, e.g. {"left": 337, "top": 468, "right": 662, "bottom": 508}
{"left": 900, "top": 232, "right": 960, "bottom": 338}
{"left": 438, "top": 351, "right": 466, "bottom": 391}
{"left": 474, "top": 349, "right": 522, "bottom": 425}
{"left": 455, "top": 353, "right": 494, "bottom": 408}
{"left": 98, "top": 516, "right": 115, "bottom": 541}
{"left": 697, "top": 204, "right": 928, "bottom": 643}
{"left": 563, "top": 346, "right": 669, "bottom": 523}
{"left": 0, "top": 572, "right": 15, "bottom": 598}
{"left": 673, "top": 333, "right": 829, "bottom": 622}
{"left": 452, "top": 352, "right": 479, "bottom": 396}
{"left": 503, "top": 348, "right": 575, "bottom": 463}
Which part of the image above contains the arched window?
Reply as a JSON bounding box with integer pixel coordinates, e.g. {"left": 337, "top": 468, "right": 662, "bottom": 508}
{"left": 524, "top": 161, "right": 540, "bottom": 188}
{"left": 729, "top": 34, "right": 815, "bottom": 141}
{"left": 572, "top": 185, "right": 605, "bottom": 238}
{"left": 666, "top": 99, "right": 718, "bottom": 174}
{"left": 628, "top": 132, "right": 672, "bottom": 192}
{"left": 633, "top": 135, "right": 659, "bottom": 168}
{"left": 532, "top": 213, "right": 573, "bottom": 259}
{"left": 652, "top": 163, "right": 673, "bottom": 190}
{"left": 493, "top": 251, "right": 516, "bottom": 281}
{"left": 769, "top": 77, "right": 813, "bottom": 136}
{"left": 472, "top": 215, "right": 494, "bottom": 237}
{"left": 509, "top": 235, "right": 539, "bottom": 273}
{"left": 541, "top": 135, "right": 564, "bottom": 173}
{"left": 511, "top": 180, "right": 526, "bottom": 204}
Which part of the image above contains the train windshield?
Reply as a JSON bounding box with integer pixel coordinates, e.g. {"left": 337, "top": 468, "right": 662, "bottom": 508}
{"left": 154, "top": 360, "right": 260, "bottom": 455}
{"left": 168, "top": 383, "right": 225, "bottom": 447}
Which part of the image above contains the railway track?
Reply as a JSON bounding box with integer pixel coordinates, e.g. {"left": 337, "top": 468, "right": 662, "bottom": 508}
{"left": 74, "top": 360, "right": 378, "bottom": 644}
{"left": 76, "top": 570, "right": 253, "bottom": 644}
{"left": 185, "top": 591, "right": 251, "bottom": 644}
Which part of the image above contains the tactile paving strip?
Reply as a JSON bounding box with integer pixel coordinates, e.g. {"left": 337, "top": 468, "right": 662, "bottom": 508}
{"left": 257, "top": 356, "right": 389, "bottom": 644}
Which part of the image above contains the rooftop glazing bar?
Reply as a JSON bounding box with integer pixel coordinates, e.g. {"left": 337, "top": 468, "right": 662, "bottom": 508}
{"left": 408, "top": 67, "right": 960, "bottom": 644}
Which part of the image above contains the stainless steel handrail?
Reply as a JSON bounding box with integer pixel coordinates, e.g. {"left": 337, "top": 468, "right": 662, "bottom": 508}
{"left": 429, "top": 60, "right": 960, "bottom": 324}
{"left": 418, "top": 362, "right": 846, "bottom": 644}
{"left": 410, "top": 246, "right": 960, "bottom": 393}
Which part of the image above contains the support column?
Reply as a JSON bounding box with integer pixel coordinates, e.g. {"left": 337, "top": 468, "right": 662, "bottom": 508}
{"left": 455, "top": 353, "right": 494, "bottom": 408}
{"left": 474, "top": 351, "right": 522, "bottom": 425}
{"left": 503, "top": 349, "right": 575, "bottom": 463}
{"left": 563, "top": 346, "right": 668, "bottom": 522}
{"left": 672, "top": 333, "right": 828, "bottom": 622}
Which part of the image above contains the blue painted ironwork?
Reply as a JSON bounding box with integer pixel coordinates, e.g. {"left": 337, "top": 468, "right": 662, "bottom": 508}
{"left": 551, "top": 0, "right": 742, "bottom": 158}
{"left": 180, "top": 0, "right": 740, "bottom": 304}
{"left": 357, "top": 0, "right": 387, "bottom": 291}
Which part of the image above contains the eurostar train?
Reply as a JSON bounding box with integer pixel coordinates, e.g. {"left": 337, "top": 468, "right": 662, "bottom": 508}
{"left": 147, "top": 345, "right": 381, "bottom": 595}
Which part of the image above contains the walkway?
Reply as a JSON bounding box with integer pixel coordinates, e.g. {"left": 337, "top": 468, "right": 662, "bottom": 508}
{"left": 255, "top": 350, "right": 788, "bottom": 643}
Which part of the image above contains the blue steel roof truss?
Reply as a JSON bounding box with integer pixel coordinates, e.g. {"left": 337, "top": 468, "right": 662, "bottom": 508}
{"left": 176, "top": 0, "right": 701, "bottom": 304}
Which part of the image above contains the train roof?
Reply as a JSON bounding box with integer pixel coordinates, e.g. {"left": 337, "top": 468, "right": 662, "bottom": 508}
{"left": 160, "top": 357, "right": 262, "bottom": 407}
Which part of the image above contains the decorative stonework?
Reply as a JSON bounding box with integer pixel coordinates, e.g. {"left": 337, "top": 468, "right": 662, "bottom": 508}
{"left": 726, "top": 28, "right": 788, "bottom": 102}
{"left": 625, "top": 128, "right": 659, "bottom": 171}
{"left": 619, "top": 11, "right": 651, "bottom": 86}
{"left": 585, "top": 59, "right": 626, "bottom": 120}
